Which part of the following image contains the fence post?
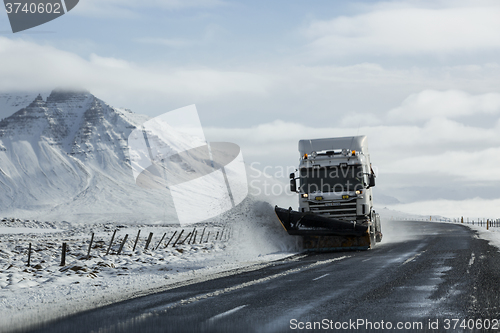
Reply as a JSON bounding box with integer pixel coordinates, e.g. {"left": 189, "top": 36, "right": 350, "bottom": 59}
{"left": 117, "top": 234, "right": 129, "bottom": 255}
{"left": 87, "top": 233, "right": 94, "bottom": 259}
{"left": 27, "top": 243, "right": 31, "bottom": 267}
{"left": 165, "top": 231, "right": 177, "bottom": 248}
{"left": 106, "top": 230, "right": 117, "bottom": 255}
{"left": 487, "top": 219, "right": 489, "bottom": 230}
{"left": 188, "top": 228, "right": 196, "bottom": 244}
{"left": 60, "top": 243, "right": 67, "bottom": 266}
{"left": 133, "top": 230, "right": 141, "bottom": 252}
{"left": 461, "top": 216, "right": 463, "bottom": 224}
{"left": 180, "top": 232, "right": 191, "bottom": 245}
{"left": 172, "top": 229, "right": 184, "bottom": 247}
{"left": 205, "top": 231, "right": 210, "bottom": 243}
{"left": 155, "top": 233, "right": 167, "bottom": 250}
{"left": 199, "top": 227, "right": 206, "bottom": 245}
{"left": 145, "top": 232, "right": 154, "bottom": 250}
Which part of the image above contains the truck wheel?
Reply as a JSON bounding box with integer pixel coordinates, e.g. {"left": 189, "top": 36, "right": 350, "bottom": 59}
{"left": 370, "top": 228, "right": 376, "bottom": 249}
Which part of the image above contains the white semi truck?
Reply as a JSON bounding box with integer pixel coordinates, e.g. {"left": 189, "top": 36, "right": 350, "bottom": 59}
{"left": 275, "top": 135, "right": 382, "bottom": 251}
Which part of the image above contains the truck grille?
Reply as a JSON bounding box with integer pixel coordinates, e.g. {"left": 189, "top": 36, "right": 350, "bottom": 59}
{"left": 309, "top": 198, "right": 357, "bottom": 219}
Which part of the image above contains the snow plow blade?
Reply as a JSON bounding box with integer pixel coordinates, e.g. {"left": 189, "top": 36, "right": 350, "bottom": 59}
{"left": 275, "top": 206, "right": 371, "bottom": 251}
{"left": 275, "top": 206, "right": 367, "bottom": 236}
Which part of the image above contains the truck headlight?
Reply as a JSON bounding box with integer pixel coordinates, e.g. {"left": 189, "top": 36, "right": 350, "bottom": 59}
{"left": 301, "top": 193, "right": 308, "bottom": 198}
{"left": 356, "top": 190, "right": 362, "bottom": 195}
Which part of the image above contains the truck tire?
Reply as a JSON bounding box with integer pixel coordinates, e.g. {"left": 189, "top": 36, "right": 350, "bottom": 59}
{"left": 370, "top": 227, "right": 376, "bottom": 249}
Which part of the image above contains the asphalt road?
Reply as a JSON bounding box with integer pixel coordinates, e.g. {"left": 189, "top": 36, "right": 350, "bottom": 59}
{"left": 26, "top": 220, "right": 500, "bottom": 333}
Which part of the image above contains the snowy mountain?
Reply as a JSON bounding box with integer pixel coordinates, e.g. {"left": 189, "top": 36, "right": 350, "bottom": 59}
{"left": 0, "top": 92, "right": 50, "bottom": 121}
{"left": 0, "top": 89, "right": 179, "bottom": 223}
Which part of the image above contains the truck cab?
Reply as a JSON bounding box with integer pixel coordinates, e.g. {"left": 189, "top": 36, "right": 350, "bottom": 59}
{"left": 293, "top": 136, "right": 375, "bottom": 226}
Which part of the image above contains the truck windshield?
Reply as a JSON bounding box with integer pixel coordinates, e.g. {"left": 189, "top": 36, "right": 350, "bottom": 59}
{"left": 300, "top": 165, "right": 364, "bottom": 193}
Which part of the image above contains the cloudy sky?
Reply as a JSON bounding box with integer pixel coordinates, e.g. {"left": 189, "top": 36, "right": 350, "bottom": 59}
{"left": 1, "top": 0, "right": 500, "bottom": 218}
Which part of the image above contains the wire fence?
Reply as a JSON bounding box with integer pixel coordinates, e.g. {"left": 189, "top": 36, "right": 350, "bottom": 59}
{"left": 389, "top": 216, "right": 500, "bottom": 230}
{"left": 20, "top": 225, "right": 233, "bottom": 268}
{"left": 453, "top": 217, "right": 500, "bottom": 230}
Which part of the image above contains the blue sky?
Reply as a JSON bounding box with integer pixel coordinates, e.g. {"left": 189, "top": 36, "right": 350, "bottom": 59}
{"left": 1, "top": 0, "right": 500, "bottom": 217}
{"left": 4, "top": 1, "right": 355, "bottom": 65}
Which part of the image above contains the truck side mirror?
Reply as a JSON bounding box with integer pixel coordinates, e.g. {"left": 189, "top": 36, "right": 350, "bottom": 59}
{"left": 290, "top": 178, "right": 297, "bottom": 192}
{"left": 369, "top": 174, "right": 376, "bottom": 187}
{"left": 289, "top": 173, "right": 295, "bottom": 179}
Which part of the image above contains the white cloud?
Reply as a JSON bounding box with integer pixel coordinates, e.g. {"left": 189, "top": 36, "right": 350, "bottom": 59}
{"left": 386, "top": 197, "right": 500, "bottom": 219}
{"left": 89, "top": 54, "right": 131, "bottom": 69}
{"left": 388, "top": 90, "right": 500, "bottom": 121}
{"left": 304, "top": 3, "right": 500, "bottom": 57}
{"left": 339, "top": 112, "right": 382, "bottom": 127}
{"left": 0, "top": 37, "right": 272, "bottom": 101}
{"left": 206, "top": 117, "right": 500, "bottom": 172}
{"left": 384, "top": 147, "right": 500, "bottom": 181}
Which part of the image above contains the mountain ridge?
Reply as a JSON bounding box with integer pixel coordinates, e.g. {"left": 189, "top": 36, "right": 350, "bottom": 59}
{"left": 0, "top": 89, "right": 174, "bottom": 223}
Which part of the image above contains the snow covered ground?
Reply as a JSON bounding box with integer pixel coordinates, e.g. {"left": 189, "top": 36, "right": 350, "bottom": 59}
{"left": 0, "top": 199, "right": 298, "bottom": 332}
